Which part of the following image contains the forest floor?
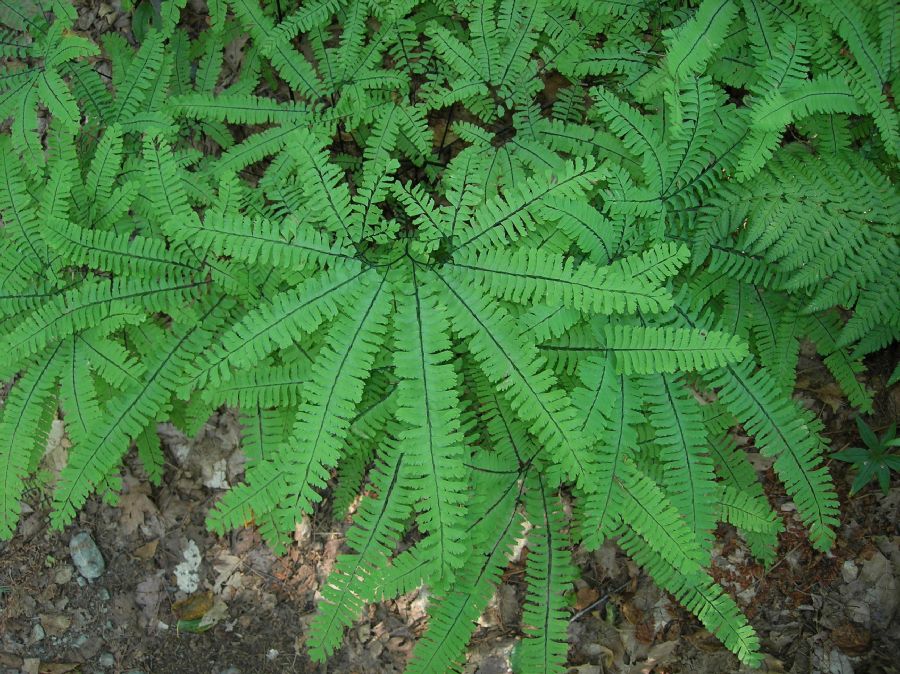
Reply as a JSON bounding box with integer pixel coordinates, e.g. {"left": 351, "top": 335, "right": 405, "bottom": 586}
{"left": 0, "top": 351, "right": 897, "bottom": 674}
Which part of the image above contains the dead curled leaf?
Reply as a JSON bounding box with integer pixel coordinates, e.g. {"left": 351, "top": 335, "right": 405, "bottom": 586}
{"left": 176, "top": 596, "right": 228, "bottom": 633}
{"left": 199, "top": 597, "right": 228, "bottom": 629}
{"left": 172, "top": 591, "right": 229, "bottom": 633}
{"left": 38, "top": 613, "right": 71, "bottom": 637}
{"left": 173, "top": 590, "right": 214, "bottom": 621}
{"left": 212, "top": 553, "right": 243, "bottom": 598}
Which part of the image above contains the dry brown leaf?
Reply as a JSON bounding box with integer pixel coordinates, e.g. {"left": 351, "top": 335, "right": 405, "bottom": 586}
{"left": 541, "top": 72, "right": 569, "bottom": 103}
{"left": 133, "top": 539, "right": 159, "bottom": 561}
{"left": 757, "top": 654, "right": 786, "bottom": 673}
{"left": 39, "top": 664, "right": 80, "bottom": 674}
{"left": 173, "top": 590, "right": 214, "bottom": 621}
{"left": 575, "top": 585, "right": 600, "bottom": 610}
{"left": 813, "top": 382, "right": 846, "bottom": 413}
{"left": 198, "top": 597, "right": 229, "bottom": 629}
{"left": 431, "top": 118, "right": 458, "bottom": 149}
{"left": 135, "top": 573, "right": 163, "bottom": 624}
{"left": 620, "top": 601, "right": 644, "bottom": 625}
{"left": 212, "top": 553, "right": 243, "bottom": 599}
{"left": 39, "top": 614, "right": 71, "bottom": 637}
{"left": 685, "top": 628, "right": 727, "bottom": 653}
{"left": 42, "top": 419, "right": 70, "bottom": 476}
{"left": 117, "top": 479, "right": 157, "bottom": 536}
{"left": 831, "top": 623, "right": 871, "bottom": 655}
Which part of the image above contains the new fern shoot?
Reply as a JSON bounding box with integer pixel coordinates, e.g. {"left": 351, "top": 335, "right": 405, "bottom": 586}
{"left": 0, "top": 0, "right": 897, "bottom": 671}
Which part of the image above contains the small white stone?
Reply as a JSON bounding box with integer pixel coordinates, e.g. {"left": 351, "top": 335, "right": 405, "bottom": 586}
{"left": 266, "top": 649, "right": 278, "bottom": 661}
{"left": 841, "top": 560, "right": 859, "bottom": 583}
{"left": 172, "top": 442, "right": 191, "bottom": 464}
{"left": 203, "top": 458, "right": 230, "bottom": 490}
{"left": 174, "top": 540, "right": 202, "bottom": 593}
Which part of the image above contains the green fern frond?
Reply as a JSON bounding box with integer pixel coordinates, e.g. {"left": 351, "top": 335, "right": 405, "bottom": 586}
{"left": 448, "top": 248, "right": 672, "bottom": 315}
{"left": 406, "top": 473, "right": 524, "bottom": 674}
{"left": 453, "top": 157, "right": 602, "bottom": 253}
{"left": 708, "top": 432, "right": 780, "bottom": 564}
{"left": 214, "top": 363, "right": 311, "bottom": 408}
{"left": 516, "top": 470, "right": 576, "bottom": 674}
{"left": 309, "top": 439, "right": 412, "bottom": 661}
{"left": 603, "top": 325, "right": 749, "bottom": 374}
{"left": 212, "top": 275, "right": 391, "bottom": 532}
{"left": 51, "top": 298, "right": 233, "bottom": 528}
{"left": 0, "top": 347, "right": 63, "bottom": 539}
{"left": 184, "top": 266, "right": 369, "bottom": 390}
{"left": 590, "top": 86, "right": 666, "bottom": 194}
{"left": 719, "top": 484, "right": 781, "bottom": 536}
{"left": 578, "top": 371, "right": 639, "bottom": 548}
{"left": 172, "top": 211, "right": 357, "bottom": 272}
{"left": 2, "top": 278, "right": 204, "bottom": 376}
{"left": 643, "top": 373, "right": 719, "bottom": 554}
{"left": 617, "top": 523, "right": 762, "bottom": 666}
{"left": 704, "top": 360, "right": 839, "bottom": 550}
{"left": 433, "top": 269, "right": 593, "bottom": 489}
{"left": 664, "top": 0, "right": 739, "bottom": 82}
{"left": 134, "top": 423, "right": 165, "bottom": 485}
{"left": 171, "top": 93, "right": 318, "bottom": 124}
{"left": 616, "top": 466, "right": 707, "bottom": 579}
{"left": 393, "top": 270, "right": 469, "bottom": 584}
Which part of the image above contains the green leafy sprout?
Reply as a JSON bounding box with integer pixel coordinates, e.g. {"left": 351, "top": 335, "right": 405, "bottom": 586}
{"left": 832, "top": 418, "right": 900, "bottom": 496}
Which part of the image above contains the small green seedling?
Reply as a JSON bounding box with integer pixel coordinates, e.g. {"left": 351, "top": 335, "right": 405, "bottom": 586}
{"left": 832, "top": 418, "right": 900, "bottom": 495}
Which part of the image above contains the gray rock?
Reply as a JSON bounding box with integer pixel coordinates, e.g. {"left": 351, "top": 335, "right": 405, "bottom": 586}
{"left": 845, "top": 598, "right": 870, "bottom": 627}
{"left": 859, "top": 551, "right": 898, "bottom": 629}
{"left": 76, "top": 634, "right": 103, "bottom": 660}
{"left": 69, "top": 532, "right": 105, "bottom": 580}
{"left": 474, "top": 656, "right": 510, "bottom": 674}
{"left": 841, "top": 560, "right": 858, "bottom": 583}
{"left": 28, "top": 623, "right": 45, "bottom": 644}
{"left": 98, "top": 652, "right": 115, "bottom": 668}
{"left": 860, "top": 551, "right": 890, "bottom": 583}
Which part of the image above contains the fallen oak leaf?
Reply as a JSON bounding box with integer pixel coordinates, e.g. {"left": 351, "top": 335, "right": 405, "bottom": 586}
{"left": 117, "top": 478, "right": 158, "bottom": 536}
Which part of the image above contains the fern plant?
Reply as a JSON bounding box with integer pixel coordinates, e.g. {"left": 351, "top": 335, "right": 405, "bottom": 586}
{"left": 1, "top": 0, "right": 897, "bottom": 671}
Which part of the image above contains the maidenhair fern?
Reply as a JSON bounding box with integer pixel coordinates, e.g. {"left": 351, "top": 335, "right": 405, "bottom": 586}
{"left": 1, "top": 0, "right": 897, "bottom": 671}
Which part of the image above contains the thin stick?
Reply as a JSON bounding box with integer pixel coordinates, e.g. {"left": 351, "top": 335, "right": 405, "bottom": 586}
{"left": 570, "top": 580, "right": 629, "bottom": 623}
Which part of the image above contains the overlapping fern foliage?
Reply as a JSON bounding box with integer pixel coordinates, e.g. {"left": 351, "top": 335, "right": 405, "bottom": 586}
{"left": 1, "top": 0, "right": 897, "bottom": 670}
